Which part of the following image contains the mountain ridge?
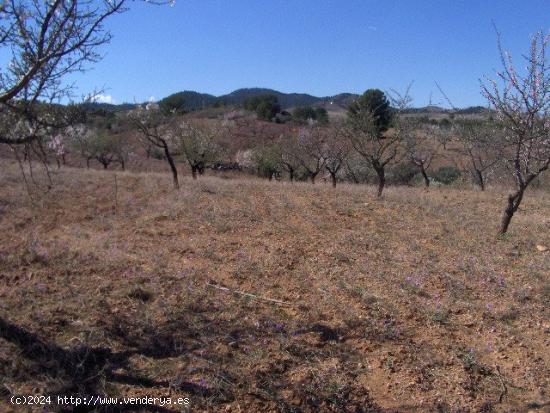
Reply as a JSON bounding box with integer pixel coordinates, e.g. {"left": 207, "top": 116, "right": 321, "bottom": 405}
{"left": 158, "top": 88, "right": 359, "bottom": 111}
{"left": 87, "top": 88, "right": 488, "bottom": 114}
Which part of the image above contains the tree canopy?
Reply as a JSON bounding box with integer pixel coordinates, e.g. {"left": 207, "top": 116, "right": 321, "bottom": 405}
{"left": 292, "top": 106, "right": 329, "bottom": 125}
{"left": 244, "top": 94, "right": 281, "bottom": 121}
{"left": 348, "top": 89, "right": 393, "bottom": 135}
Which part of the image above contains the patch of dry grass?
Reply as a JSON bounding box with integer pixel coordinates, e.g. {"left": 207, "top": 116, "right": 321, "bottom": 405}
{"left": 0, "top": 161, "right": 549, "bottom": 412}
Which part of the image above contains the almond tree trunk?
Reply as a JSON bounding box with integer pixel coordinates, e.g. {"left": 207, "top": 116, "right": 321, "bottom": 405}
{"left": 330, "top": 172, "right": 337, "bottom": 188}
{"left": 346, "top": 161, "right": 360, "bottom": 184}
{"left": 475, "top": 169, "right": 485, "bottom": 191}
{"left": 499, "top": 187, "right": 525, "bottom": 234}
{"left": 163, "top": 145, "right": 179, "bottom": 189}
{"left": 420, "top": 166, "right": 430, "bottom": 188}
{"left": 374, "top": 166, "right": 385, "bottom": 197}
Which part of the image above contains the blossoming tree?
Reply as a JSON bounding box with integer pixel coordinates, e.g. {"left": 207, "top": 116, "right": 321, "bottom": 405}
{"left": 481, "top": 30, "right": 550, "bottom": 234}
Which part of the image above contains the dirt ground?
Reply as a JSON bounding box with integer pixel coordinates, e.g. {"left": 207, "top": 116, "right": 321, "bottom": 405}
{"left": 0, "top": 161, "right": 549, "bottom": 412}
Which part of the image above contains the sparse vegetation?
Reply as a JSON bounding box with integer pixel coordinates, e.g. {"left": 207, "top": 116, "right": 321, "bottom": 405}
{"left": 0, "top": 163, "right": 548, "bottom": 412}
{"left": 0, "top": 3, "right": 549, "bottom": 412}
{"left": 432, "top": 166, "right": 462, "bottom": 185}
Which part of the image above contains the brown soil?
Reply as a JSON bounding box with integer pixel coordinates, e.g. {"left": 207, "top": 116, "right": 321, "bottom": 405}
{"left": 0, "top": 162, "right": 549, "bottom": 412}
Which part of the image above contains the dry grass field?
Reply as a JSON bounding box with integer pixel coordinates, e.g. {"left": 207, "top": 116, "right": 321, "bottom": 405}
{"left": 0, "top": 161, "right": 549, "bottom": 412}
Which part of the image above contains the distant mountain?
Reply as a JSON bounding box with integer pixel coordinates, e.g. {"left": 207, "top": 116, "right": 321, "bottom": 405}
{"left": 454, "top": 106, "right": 491, "bottom": 115}
{"left": 81, "top": 102, "right": 136, "bottom": 112}
{"left": 314, "top": 93, "right": 360, "bottom": 111}
{"left": 402, "top": 105, "right": 447, "bottom": 114}
{"left": 217, "top": 88, "right": 321, "bottom": 108}
{"left": 82, "top": 88, "right": 488, "bottom": 114}
{"left": 158, "top": 91, "right": 218, "bottom": 112}
{"left": 403, "top": 105, "right": 492, "bottom": 115}
{"left": 155, "top": 88, "right": 360, "bottom": 111}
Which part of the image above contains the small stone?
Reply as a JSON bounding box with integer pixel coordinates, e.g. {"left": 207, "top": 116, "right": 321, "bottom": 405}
{"left": 536, "top": 245, "right": 548, "bottom": 252}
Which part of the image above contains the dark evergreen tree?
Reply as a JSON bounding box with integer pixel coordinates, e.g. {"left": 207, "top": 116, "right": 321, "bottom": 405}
{"left": 348, "top": 89, "right": 393, "bottom": 136}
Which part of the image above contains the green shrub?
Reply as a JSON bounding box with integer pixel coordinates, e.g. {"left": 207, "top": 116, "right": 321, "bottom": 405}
{"left": 151, "top": 147, "right": 165, "bottom": 160}
{"left": 388, "top": 162, "right": 419, "bottom": 185}
{"left": 292, "top": 106, "right": 329, "bottom": 125}
{"left": 432, "top": 166, "right": 461, "bottom": 185}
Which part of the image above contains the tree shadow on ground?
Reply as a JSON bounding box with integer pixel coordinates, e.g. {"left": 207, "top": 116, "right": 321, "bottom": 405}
{"left": 0, "top": 302, "right": 517, "bottom": 412}
{"left": 1, "top": 307, "right": 384, "bottom": 412}
{"left": 0, "top": 316, "right": 203, "bottom": 412}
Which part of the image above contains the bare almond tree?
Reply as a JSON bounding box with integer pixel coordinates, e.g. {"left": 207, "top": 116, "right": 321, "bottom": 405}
{"left": 481, "top": 30, "right": 550, "bottom": 234}
{"left": 65, "top": 125, "right": 92, "bottom": 167}
{"left": 391, "top": 104, "right": 441, "bottom": 189}
{"left": 278, "top": 133, "right": 301, "bottom": 181}
{"left": 174, "top": 121, "right": 219, "bottom": 179}
{"left": 387, "top": 85, "right": 440, "bottom": 187}
{"left": 405, "top": 124, "right": 440, "bottom": 188}
{"left": 0, "top": 0, "right": 172, "bottom": 145}
{"left": 129, "top": 106, "right": 180, "bottom": 189}
{"left": 295, "top": 126, "right": 326, "bottom": 184}
{"left": 451, "top": 120, "right": 502, "bottom": 191}
{"left": 343, "top": 152, "right": 371, "bottom": 184}
{"left": 322, "top": 126, "right": 350, "bottom": 188}
{"left": 346, "top": 115, "right": 402, "bottom": 197}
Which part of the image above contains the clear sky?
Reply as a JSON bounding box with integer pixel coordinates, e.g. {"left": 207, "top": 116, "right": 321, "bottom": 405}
{"left": 73, "top": 0, "right": 550, "bottom": 108}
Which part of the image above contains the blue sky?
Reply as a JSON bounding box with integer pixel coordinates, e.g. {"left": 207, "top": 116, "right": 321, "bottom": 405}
{"left": 74, "top": 0, "right": 550, "bottom": 108}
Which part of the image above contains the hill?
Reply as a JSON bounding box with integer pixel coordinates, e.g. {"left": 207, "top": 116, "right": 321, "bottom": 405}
{"left": 158, "top": 88, "right": 360, "bottom": 111}
{"left": 158, "top": 91, "right": 218, "bottom": 112}
{"left": 77, "top": 89, "right": 489, "bottom": 115}
{"left": 218, "top": 88, "right": 321, "bottom": 108}
{"left": 81, "top": 102, "right": 137, "bottom": 112}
